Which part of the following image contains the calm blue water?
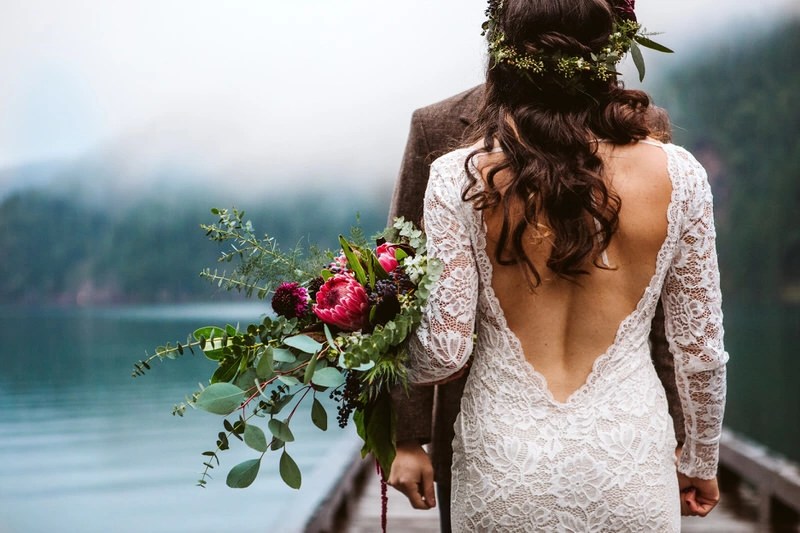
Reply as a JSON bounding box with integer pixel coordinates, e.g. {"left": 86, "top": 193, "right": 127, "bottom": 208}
{"left": 0, "top": 304, "right": 355, "bottom": 533}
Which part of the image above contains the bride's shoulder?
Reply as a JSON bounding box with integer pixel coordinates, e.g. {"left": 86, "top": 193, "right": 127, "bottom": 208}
{"left": 429, "top": 147, "right": 474, "bottom": 180}
{"left": 657, "top": 143, "right": 709, "bottom": 191}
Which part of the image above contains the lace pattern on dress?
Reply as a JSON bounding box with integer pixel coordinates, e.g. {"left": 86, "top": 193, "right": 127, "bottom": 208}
{"left": 407, "top": 143, "right": 727, "bottom": 530}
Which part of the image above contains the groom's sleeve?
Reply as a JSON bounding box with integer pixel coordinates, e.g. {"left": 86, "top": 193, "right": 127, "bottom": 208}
{"left": 650, "top": 302, "right": 686, "bottom": 445}
{"left": 389, "top": 110, "right": 436, "bottom": 444}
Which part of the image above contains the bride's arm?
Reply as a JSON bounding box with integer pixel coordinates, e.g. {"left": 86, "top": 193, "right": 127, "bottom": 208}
{"left": 662, "top": 150, "right": 729, "bottom": 482}
{"left": 407, "top": 162, "right": 478, "bottom": 384}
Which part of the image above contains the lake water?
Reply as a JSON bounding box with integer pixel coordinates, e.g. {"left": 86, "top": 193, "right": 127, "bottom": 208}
{"left": 0, "top": 304, "right": 357, "bottom": 533}
{"left": 1, "top": 301, "right": 797, "bottom": 532}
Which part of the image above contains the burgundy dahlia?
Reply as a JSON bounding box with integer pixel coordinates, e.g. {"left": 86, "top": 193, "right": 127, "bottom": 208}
{"left": 614, "top": 0, "right": 636, "bottom": 22}
{"left": 271, "top": 282, "right": 310, "bottom": 319}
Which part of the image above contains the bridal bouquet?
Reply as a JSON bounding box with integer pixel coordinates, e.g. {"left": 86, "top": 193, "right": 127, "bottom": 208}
{"left": 132, "top": 208, "right": 440, "bottom": 489}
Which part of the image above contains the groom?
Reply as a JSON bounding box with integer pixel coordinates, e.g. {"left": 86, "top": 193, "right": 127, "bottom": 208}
{"left": 386, "top": 84, "right": 685, "bottom": 532}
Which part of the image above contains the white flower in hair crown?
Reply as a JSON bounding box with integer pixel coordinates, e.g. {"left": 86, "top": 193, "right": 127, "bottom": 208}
{"left": 482, "top": 0, "right": 673, "bottom": 83}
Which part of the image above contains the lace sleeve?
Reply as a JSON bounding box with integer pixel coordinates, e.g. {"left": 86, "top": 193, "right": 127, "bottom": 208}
{"left": 407, "top": 161, "right": 478, "bottom": 384}
{"left": 662, "top": 150, "right": 729, "bottom": 480}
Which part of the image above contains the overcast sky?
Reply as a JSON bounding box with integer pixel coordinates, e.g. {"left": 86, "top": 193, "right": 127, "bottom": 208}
{"left": 0, "top": 0, "right": 796, "bottom": 191}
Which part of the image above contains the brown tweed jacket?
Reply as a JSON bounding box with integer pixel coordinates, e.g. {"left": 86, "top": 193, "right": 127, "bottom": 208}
{"left": 388, "top": 85, "right": 686, "bottom": 487}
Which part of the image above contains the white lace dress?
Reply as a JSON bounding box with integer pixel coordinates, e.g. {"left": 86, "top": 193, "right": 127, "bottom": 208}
{"left": 407, "top": 143, "right": 728, "bottom": 532}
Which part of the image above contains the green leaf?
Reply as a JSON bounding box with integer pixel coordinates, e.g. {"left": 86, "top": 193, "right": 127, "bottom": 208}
{"left": 243, "top": 424, "right": 269, "bottom": 452}
{"left": 226, "top": 459, "right": 260, "bottom": 488}
{"left": 311, "top": 398, "right": 328, "bottom": 431}
{"left": 279, "top": 451, "right": 302, "bottom": 489}
{"left": 323, "top": 324, "right": 339, "bottom": 353}
{"left": 272, "top": 348, "right": 296, "bottom": 363}
{"left": 195, "top": 383, "right": 246, "bottom": 415}
{"left": 194, "top": 326, "right": 228, "bottom": 360}
{"left": 311, "top": 367, "right": 346, "bottom": 388}
{"left": 268, "top": 418, "right": 295, "bottom": 442}
{"left": 394, "top": 248, "right": 408, "bottom": 261}
{"left": 211, "top": 356, "right": 240, "bottom": 384}
{"left": 360, "top": 391, "right": 396, "bottom": 479}
{"left": 284, "top": 334, "right": 323, "bottom": 354}
{"left": 634, "top": 35, "right": 674, "bottom": 54}
{"left": 256, "top": 347, "right": 275, "bottom": 380}
{"left": 193, "top": 326, "right": 226, "bottom": 341}
{"left": 277, "top": 375, "right": 301, "bottom": 387}
{"left": 630, "top": 40, "right": 645, "bottom": 82}
{"left": 353, "top": 408, "right": 366, "bottom": 445}
{"left": 338, "top": 236, "right": 367, "bottom": 285}
{"left": 234, "top": 368, "right": 257, "bottom": 391}
{"left": 321, "top": 269, "right": 333, "bottom": 281}
{"left": 304, "top": 353, "right": 320, "bottom": 385}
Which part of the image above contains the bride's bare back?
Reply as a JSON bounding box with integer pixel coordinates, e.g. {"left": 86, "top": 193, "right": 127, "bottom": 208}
{"left": 479, "top": 140, "right": 672, "bottom": 402}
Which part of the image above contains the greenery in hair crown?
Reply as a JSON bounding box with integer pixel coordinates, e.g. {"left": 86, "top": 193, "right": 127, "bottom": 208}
{"left": 482, "top": 0, "right": 673, "bottom": 83}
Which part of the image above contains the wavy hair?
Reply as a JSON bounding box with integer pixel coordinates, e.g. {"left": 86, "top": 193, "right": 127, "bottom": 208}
{"left": 464, "top": 0, "right": 651, "bottom": 287}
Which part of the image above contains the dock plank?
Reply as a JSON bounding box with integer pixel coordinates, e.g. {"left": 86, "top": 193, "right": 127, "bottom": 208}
{"left": 344, "top": 465, "right": 759, "bottom": 532}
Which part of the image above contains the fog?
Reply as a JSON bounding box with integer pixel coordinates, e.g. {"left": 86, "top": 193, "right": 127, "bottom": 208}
{"left": 0, "top": 0, "right": 796, "bottom": 194}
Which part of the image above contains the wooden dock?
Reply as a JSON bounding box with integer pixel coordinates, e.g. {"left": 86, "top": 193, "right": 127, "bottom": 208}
{"left": 345, "top": 465, "right": 760, "bottom": 533}
{"left": 304, "top": 428, "right": 799, "bottom": 532}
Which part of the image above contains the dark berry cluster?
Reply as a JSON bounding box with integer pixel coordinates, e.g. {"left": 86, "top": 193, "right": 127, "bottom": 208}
{"left": 368, "top": 279, "right": 401, "bottom": 326}
{"left": 330, "top": 371, "right": 363, "bottom": 428}
{"left": 307, "top": 276, "right": 324, "bottom": 301}
{"left": 390, "top": 269, "right": 415, "bottom": 295}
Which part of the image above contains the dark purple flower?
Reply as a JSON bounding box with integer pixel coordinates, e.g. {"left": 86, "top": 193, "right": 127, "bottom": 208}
{"left": 613, "top": 0, "right": 637, "bottom": 22}
{"left": 271, "top": 282, "right": 310, "bottom": 319}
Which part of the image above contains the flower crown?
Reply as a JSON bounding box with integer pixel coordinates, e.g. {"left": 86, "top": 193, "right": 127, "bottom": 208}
{"left": 482, "top": 0, "right": 672, "bottom": 83}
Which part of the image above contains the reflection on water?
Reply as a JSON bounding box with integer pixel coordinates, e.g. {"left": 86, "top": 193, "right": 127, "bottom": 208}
{"left": 0, "top": 304, "right": 352, "bottom": 533}
{"left": 2, "top": 301, "right": 797, "bottom": 531}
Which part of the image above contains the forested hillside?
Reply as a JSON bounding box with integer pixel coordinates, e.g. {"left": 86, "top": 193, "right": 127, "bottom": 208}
{"left": 656, "top": 20, "right": 799, "bottom": 303}
{"left": 0, "top": 188, "right": 387, "bottom": 305}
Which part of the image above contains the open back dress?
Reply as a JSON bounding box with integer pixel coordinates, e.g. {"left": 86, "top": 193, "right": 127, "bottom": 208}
{"left": 407, "top": 142, "right": 728, "bottom": 532}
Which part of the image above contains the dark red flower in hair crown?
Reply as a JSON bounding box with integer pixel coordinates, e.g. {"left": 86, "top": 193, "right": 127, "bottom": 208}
{"left": 613, "top": 0, "right": 637, "bottom": 22}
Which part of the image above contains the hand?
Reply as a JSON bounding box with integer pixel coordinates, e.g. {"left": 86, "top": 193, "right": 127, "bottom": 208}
{"left": 387, "top": 440, "right": 436, "bottom": 510}
{"left": 676, "top": 472, "right": 720, "bottom": 517}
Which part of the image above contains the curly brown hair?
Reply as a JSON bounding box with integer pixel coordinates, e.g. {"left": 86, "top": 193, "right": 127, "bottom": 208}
{"left": 464, "top": 0, "right": 652, "bottom": 287}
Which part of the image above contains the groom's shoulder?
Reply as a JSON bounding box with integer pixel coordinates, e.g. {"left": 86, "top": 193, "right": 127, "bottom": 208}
{"left": 414, "top": 84, "right": 485, "bottom": 125}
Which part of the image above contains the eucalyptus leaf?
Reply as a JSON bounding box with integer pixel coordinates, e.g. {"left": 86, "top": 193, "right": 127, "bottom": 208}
{"left": 226, "top": 458, "right": 260, "bottom": 488}
{"left": 211, "top": 357, "right": 239, "bottom": 384}
{"left": 268, "top": 418, "right": 295, "bottom": 442}
{"left": 279, "top": 451, "right": 302, "bottom": 489}
{"left": 284, "top": 334, "right": 323, "bottom": 354}
{"left": 303, "top": 352, "right": 320, "bottom": 385}
{"left": 311, "top": 367, "right": 346, "bottom": 388}
{"left": 634, "top": 35, "right": 674, "bottom": 54}
{"left": 234, "top": 368, "right": 257, "bottom": 391}
{"left": 277, "top": 375, "right": 301, "bottom": 387}
{"left": 243, "top": 424, "right": 269, "bottom": 452}
{"left": 272, "top": 348, "right": 296, "bottom": 363}
{"left": 630, "top": 40, "right": 645, "bottom": 82}
{"left": 311, "top": 398, "right": 328, "bottom": 431}
{"left": 256, "top": 347, "right": 275, "bottom": 380}
{"left": 323, "top": 324, "right": 339, "bottom": 353}
{"left": 195, "top": 383, "right": 245, "bottom": 415}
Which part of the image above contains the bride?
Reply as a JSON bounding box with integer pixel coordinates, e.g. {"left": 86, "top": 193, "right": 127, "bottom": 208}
{"left": 406, "top": 0, "right": 728, "bottom": 530}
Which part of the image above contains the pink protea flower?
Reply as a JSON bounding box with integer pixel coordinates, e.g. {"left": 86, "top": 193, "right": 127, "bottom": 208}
{"left": 271, "top": 282, "right": 310, "bottom": 319}
{"left": 375, "top": 242, "right": 400, "bottom": 273}
{"left": 313, "top": 274, "right": 370, "bottom": 331}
